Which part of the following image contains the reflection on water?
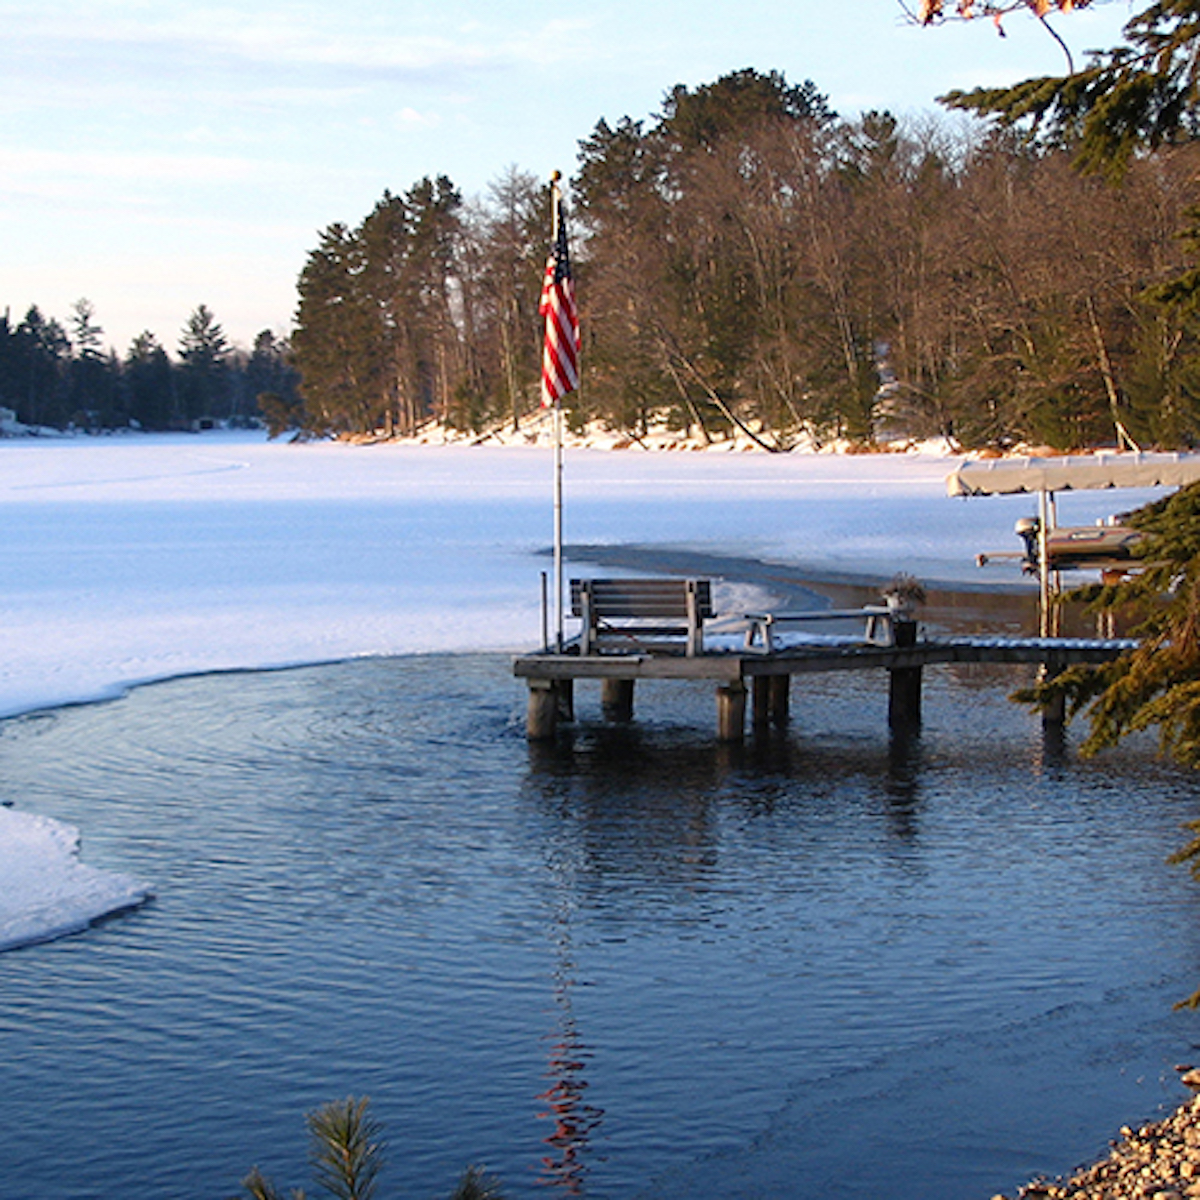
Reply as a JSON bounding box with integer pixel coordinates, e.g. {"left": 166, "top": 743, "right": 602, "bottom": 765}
{"left": 537, "top": 896, "right": 602, "bottom": 1193}
{"left": 883, "top": 728, "right": 924, "bottom": 839}
{"left": 0, "top": 655, "right": 1199, "bottom": 1199}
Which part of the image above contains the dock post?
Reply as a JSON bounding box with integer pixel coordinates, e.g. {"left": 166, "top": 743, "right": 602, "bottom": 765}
{"left": 716, "top": 682, "right": 747, "bottom": 742}
{"left": 888, "top": 668, "right": 923, "bottom": 730}
{"left": 1039, "top": 662, "right": 1066, "bottom": 730}
{"left": 526, "top": 679, "right": 560, "bottom": 740}
{"left": 751, "top": 676, "right": 772, "bottom": 728}
{"left": 556, "top": 678, "right": 574, "bottom": 721}
{"left": 888, "top": 619, "right": 922, "bottom": 730}
{"left": 769, "top": 674, "right": 790, "bottom": 725}
{"left": 601, "top": 678, "right": 635, "bottom": 721}
{"left": 752, "top": 675, "right": 790, "bottom": 727}
{"left": 1042, "top": 691, "right": 1066, "bottom": 728}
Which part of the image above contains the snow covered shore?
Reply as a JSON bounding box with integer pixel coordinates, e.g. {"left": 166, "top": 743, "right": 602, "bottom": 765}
{"left": 0, "top": 430, "right": 1166, "bottom": 952}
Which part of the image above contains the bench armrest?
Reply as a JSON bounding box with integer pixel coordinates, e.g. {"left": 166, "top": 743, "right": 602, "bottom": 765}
{"left": 744, "top": 608, "right": 896, "bottom": 653}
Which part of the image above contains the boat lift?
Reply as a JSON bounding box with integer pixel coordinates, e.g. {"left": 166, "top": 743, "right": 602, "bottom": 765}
{"left": 946, "top": 451, "right": 1200, "bottom": 635}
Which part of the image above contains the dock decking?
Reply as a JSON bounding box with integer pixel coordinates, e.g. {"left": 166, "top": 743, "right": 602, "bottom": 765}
{"left": 512, "top": 633, "right": 1137, "bottom": 740}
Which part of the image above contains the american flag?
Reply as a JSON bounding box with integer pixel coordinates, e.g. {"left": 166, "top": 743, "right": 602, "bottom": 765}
{"left": 539, "top": 193, "right": 579, "bottom": 407}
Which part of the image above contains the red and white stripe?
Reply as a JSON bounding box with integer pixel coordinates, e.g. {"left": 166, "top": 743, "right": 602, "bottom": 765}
{"left": 539, "top": 206, "right": 579, "bottom": 408}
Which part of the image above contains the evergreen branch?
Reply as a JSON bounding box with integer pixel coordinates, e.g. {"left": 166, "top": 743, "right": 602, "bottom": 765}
{"left": 307, "top": 1097, "right": 384, "bottom": 1200}
{"left": 448, "top": 1165, "right": 506, "bottom": 1200}
{"left": 939, "top": 2, "right": 1200, "bottom": 179}
{"left": 1016, "top": 481, "right": 1200, "bottom": 765}
{"left": 238, "top": 1166, "right": 306, "bottom": 1200}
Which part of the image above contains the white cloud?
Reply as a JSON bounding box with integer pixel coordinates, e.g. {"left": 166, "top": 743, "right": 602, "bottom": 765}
{"left": 7, "top": 4, "right": 596, "bottom": 75}
{"left": 393, "top": 106, "right": 440, "bottom": 130}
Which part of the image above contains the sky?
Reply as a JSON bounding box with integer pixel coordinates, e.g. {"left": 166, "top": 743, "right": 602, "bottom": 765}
{"left": 2, "top": 0, "right": 1137, "bottom": 355}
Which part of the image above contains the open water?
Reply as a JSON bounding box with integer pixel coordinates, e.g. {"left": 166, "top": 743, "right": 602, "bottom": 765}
{"left": 2, "top": 650, "right": 1200, "bottom": 1199}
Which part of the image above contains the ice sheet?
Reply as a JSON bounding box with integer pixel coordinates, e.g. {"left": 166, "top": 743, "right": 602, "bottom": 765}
{"left": 0, "top": 807, "right": 151, "bottom": 951}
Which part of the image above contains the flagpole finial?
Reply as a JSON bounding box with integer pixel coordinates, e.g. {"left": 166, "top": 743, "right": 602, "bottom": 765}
{"left": 550, "top": 169, "right": 561, "bottom": 184}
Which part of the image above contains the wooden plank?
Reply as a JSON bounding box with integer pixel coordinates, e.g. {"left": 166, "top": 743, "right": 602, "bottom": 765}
{"left": 514, "top": 636, "right": 1131, "bottom": 683}
{"left": 570, "top": 578, "right": 714, "bottom": 618}
{"left": 513, "top": 653, "right": 742, "bottom": 682}
{"left": 744, "top": 607, "right": 891, "bottom": 621}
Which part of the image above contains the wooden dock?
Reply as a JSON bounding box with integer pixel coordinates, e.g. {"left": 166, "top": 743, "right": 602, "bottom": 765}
{"left": 512, "top": 630, "right": 1137, "bottom": 741}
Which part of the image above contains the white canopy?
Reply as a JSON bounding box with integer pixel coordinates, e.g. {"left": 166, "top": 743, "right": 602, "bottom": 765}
{"left": 946, "top": 451, "right": 1200, "bottom": 497}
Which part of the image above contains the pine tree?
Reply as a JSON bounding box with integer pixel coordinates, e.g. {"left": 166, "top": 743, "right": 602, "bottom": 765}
{"left": 1019, "top": 480, "right": 1200, "bottom": 766}
{"left": 14, "top": 306, "right": 70, "bottom": 427}
{"left": 1018, "top": 480, "right": 1200, "bottom": 1009}
{"left": 940, "top": 1, "right": 1200, "bottom": 181}
{"left": 125, "top": 331, "right": 177, "bottom": 430}
{"left": 236, "top": 1096, "right": 505, "bottom": 1200}
{"left": 292, "top": 221, "right": 382, "bottom": 435}
{"left": 69, "top": 298, "right": 104, "bottom": 360}
{"left": 307, "top": 1097, "right": 384, "bottom": 1200}
{"left": 927, "top": 1, "right": 1200, "bottom": 770}
{"left": 246, "top": 330, "right": 301, "bottom": 432}
{"left": 178, "top": 304, "right": 231, "bottom": 421}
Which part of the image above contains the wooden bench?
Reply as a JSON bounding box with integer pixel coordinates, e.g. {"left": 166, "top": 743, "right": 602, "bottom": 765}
{"left": 743, "top": 606, "right": 896, "bottom": 654}
{"left": 571, "top": 578, "right": 714, "bottom": 657}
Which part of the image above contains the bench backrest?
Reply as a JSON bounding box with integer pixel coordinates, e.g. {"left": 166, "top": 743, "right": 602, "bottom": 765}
{"left": 570, "top": 578, "right": 714, "bottom": 619}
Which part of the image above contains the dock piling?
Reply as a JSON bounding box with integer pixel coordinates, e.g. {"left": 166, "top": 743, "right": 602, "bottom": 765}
{"left": 601, "top": 678, "right": 635, "bottom": 721}
{"left": 716, "top": 682, "right": 747, "bottom": 742}
{"left": 752, "top": 676, "right": 772, "bottom": 728}
{"left": 1038, "top": 662, "right": 1067, "bottom": 729}
{"left": 888, "top": 666, "right": 923, "bottom": 730}
{"left": 753, "top": 675, "right": 791, "bottom": 727}
{"left": 886, "top": 618, "right": 923, "bottom": 730}
{"left": 526, "top": 679, "right": 560, "bottom": 740}
{"left": 769, "top": 674, "right": 790, "bottom": 725}
{"left": 556, "top": 678, "right": 574, "bottom": 721}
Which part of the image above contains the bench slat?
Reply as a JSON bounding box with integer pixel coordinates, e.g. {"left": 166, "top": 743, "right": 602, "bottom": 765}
{"left": 569, "top": 578, "right": 713, "bottom": 656}
{"left": 570, "top": 579, "right": 713, "bottom": 619}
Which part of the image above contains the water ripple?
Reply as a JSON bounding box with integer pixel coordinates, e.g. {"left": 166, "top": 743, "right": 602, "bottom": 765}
{"left": 0, "top": 655, "right": 1199, "bottom": 1198}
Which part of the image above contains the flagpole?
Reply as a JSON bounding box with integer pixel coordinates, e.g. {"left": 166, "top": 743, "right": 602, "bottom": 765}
{"left": 554, "top": 403, "right": 564, "bottom": 652}
{"left": 541, "top": 169, "right": 577, "bottom": 655}
{"left": 551, "top": 171, "right": 565, "bottom": 652}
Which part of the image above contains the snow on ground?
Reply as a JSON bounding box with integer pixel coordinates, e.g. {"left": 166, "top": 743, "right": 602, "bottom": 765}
{"left": 0, "top": 429, "right": 1171, "bottom": 950}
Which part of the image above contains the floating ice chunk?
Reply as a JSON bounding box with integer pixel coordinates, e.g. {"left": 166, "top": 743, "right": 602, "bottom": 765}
{"left": 0, "top": 807, "right": 152, "bottom": 953}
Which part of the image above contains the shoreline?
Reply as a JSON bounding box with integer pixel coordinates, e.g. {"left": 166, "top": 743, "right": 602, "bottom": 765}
{"left": 996, "top": 1090, "right": 1200, "bottom": 1199}
{"left": 561, "top": 540, "right": 1037, "bottom": 595}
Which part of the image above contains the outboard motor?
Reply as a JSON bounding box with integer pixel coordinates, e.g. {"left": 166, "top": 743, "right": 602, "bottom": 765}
{"left": 1014, "top": 516, "right": 1040, "bottom": 572}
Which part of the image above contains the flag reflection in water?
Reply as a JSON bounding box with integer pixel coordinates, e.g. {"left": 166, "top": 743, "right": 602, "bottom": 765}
{"left": 537, "top": 901, "right": 603, "bottom": 1193}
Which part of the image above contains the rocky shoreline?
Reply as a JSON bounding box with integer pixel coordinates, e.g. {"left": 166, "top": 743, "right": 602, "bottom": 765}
{"left": 998, "top": 1087, "right": 1200, "bottom": 1200}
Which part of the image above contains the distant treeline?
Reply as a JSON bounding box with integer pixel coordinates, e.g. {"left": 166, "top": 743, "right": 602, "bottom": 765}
{"left": 0, "top": 301, "right": 298, "bottom": 432}
{"left": 12, "top": 68, "right": 1200, "bottom": 450}
{"left": 289, "top": 68, "right": 1200, "bottom": 451}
